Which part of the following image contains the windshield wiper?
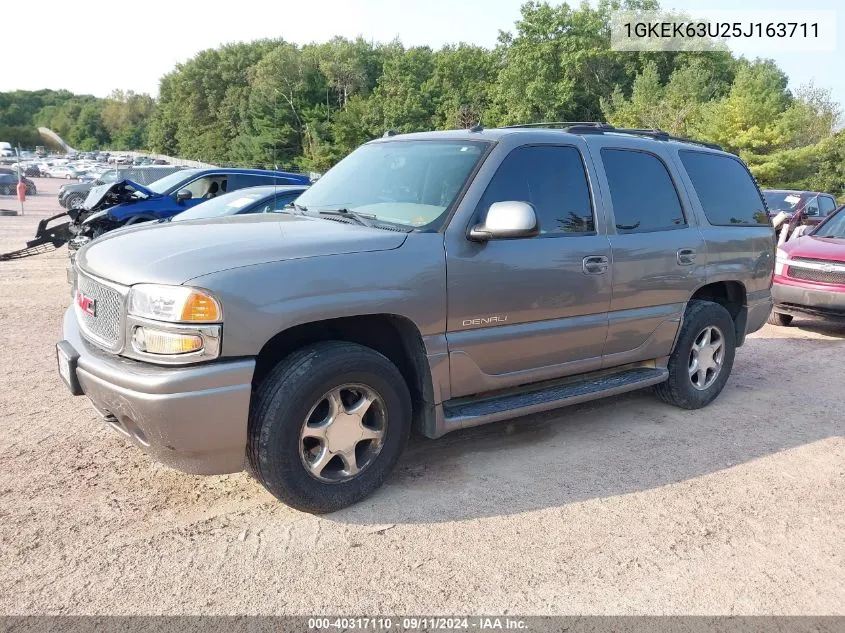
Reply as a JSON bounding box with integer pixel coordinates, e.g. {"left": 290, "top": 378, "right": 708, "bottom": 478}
{"left": 316, "top": 207, "right": 376, "bottom": 228}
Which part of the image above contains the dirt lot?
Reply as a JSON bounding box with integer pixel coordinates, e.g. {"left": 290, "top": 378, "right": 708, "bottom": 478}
{"left": 0, "top": 179, "right": 842, "bottom": 615}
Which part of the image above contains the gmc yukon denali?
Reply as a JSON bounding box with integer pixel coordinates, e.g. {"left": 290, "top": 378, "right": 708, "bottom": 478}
{"left": 58, "top": 124, "right": 775, "bottom": 513}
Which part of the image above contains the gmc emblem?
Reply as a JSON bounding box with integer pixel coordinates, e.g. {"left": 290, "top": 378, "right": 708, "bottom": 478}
{"left": 76, "top": 291, "right": 97, "bottom": 317}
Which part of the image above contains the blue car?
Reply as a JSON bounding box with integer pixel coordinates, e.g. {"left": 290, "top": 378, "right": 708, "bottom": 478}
{"left": 169, "top": 185, "right": 309, "bottom": 222}
{"left": 72, "top": 168, "right": 310, "bottom": 240}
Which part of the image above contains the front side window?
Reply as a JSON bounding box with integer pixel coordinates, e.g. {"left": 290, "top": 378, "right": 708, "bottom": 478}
{"left": 475, "top": 145, "right": 595, "bottom": 234}
{"left": 680, "top": 151, "right": 768, "bottom": 226}
{"left": 181, "top": 175, "right": 228, "bottom": 199}
{"left": 601, "top": 149, "right": 685, "bottom": 233}
{"left": 294, "top": 140, "right": 489, "bottom": 229}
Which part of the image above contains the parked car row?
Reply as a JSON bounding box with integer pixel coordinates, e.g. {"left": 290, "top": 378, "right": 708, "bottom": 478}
{"left": 0, "top": 168, "right": 37, "bottom": 195}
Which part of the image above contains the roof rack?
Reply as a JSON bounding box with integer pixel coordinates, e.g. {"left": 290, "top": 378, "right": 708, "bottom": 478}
{"left": 501, "top": 121, "right": 613, "bottom": 130}
{"left": 502, "top": 121, "right": 722, "bottom": 151}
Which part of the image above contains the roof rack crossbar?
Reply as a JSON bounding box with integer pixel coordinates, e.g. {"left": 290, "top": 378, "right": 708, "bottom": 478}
{"left": 501, "top": 121, "right": 612, "bottom": 129}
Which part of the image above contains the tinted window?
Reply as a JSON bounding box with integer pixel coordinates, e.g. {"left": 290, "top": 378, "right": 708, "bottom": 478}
{"left": 476, "top": 145, "right": 594, "bottom": 234}
{"left": 601, "top": 149, "right": 685, "bottom": 232}
{"left": 819, "top": 196, "right": 836, "bottom": 216}
{"left": 679, "top": 151, "right": 768, "bottom": 225}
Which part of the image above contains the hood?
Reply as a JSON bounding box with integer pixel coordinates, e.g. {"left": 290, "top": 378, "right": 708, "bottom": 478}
{"left": 76, "top": 213, "right": 408, "bottom": 286}
{"left": 782, "top": 235, "right": 845, "bottom": 263}
{"left": 82, "top": 179, "right": 159, "bottom": 211}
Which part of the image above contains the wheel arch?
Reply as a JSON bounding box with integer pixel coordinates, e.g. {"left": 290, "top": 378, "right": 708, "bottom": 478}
{"left": 689, "top": 280, "right": 748, "bottom": 345}
{"left": 252, "top": 314, "right": 436, "bottom": 436}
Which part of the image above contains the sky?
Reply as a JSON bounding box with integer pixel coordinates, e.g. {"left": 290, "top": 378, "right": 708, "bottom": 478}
{"left": 2, "top": 0, "right": 842, "bottom": 109}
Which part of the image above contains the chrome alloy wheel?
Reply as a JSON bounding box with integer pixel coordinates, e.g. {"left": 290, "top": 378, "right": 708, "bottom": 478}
{"left": 688, "top": 325, "right": 725, "bottom": 391}
{"left": 299, "top": 384, "right": 387, "bottom": 483}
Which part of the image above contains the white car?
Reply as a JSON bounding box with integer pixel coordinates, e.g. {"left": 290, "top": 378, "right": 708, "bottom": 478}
{"left": 47, "top": 166, "right": 79, "bottom": 179}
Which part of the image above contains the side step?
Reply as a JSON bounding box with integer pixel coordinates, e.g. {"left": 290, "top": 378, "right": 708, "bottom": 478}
{"left": 441, "top": 366, "right": 668, "bottom": 432}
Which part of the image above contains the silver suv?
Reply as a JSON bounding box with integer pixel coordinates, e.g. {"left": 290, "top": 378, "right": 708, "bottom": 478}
{"left": 58, "top": 124, "right": 775, "bottom": 513}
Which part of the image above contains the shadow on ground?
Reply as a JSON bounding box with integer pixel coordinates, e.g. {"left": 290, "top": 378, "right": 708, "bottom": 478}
{"left": 330, "top": 333, "right": 844, "bottom": 525}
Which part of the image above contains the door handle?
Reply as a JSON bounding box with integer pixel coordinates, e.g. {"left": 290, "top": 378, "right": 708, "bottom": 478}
{"left": 582, "top": 255, "right": 609, "bottom": 275}
{"left": 677, "top": 248, "right": 697, "bottom": 266}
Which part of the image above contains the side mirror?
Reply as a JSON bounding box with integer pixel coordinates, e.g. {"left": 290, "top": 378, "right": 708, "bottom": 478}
{"left": 469, "top": 201, "right": 539, "bottom": 242}
{"left": 806, "top": 206, "right": 819, "bottom": 217}
{"left": 176, "top": 189, "right": 192, "bottom": 202}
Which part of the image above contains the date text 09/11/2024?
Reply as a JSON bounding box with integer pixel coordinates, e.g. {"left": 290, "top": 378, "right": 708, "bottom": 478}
{"left": 307, "top": 617, "right": 528, "bottom": 630}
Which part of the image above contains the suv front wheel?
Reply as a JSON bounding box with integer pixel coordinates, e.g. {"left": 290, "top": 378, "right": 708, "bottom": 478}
{"left": 247, "top": 341, "right": 412, "bottom": 513}
{"left": 654, "top": 300, "right": 737, "bottom": 409}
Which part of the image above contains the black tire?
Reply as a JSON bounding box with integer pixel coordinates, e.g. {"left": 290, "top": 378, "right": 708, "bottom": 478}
{"left": 0, "top": 185, "right": 10, "bottom": 195}
{"left": 654, "top": 300, "right": 736, "bottom": 410}
{"left": 65, "top": 193, "right": 85, "bottom": 210}
{"left": 25, "top": 183, "right": 36, "bottom": 196}
{"left": 767, "top": 310, "right": 793, "bottom": 326}
{"left": 248, "top": 341, "right": 412, "bottom": 513}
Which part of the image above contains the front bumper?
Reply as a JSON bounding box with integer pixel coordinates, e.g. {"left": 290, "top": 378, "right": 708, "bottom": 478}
{"left": 772, "top": 277, "right": 845, "bottom": 319}
{"left": 61, "top": 307, "right": 255, "bottom": 474}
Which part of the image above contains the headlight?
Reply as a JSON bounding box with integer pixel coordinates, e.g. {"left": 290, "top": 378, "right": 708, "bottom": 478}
{"left": 128, "top": 284, "right": 221, "bottom": 323}
{"left": 775, "top": 248, "right": 789, "bottom": 275}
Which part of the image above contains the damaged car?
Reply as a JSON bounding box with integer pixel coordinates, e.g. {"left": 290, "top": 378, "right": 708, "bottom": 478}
{"left": 68, "top": 168, "right": 311, "bottom": 250}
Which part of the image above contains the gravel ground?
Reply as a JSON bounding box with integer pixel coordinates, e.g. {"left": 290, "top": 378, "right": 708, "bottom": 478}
{"left": 0, "top": 179, "right": 843, "bottom": 615}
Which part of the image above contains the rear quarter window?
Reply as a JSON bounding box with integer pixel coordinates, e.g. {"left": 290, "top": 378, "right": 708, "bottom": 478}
{"left": 679, "top": 151, "right": 768, "bottom": 226}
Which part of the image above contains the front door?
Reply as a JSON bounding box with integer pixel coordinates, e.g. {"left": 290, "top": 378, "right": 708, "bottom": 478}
{"left": 445, "top": 144, "right": 612, "bottom": 399}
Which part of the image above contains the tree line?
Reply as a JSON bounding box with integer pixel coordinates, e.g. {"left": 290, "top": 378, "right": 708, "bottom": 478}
{"left": 0, "top": 89, "right": 154, "bottom": 152}
{"left": 2, "top": 1, "right": 843, "bottom": 196}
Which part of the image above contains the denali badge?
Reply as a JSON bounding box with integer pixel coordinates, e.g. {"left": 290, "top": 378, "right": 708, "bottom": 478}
{"left": 76, "top": 291, "right": 97, "bottom": 317}
{"left": 462, "top": 315, "right": 508, "bottom": 327}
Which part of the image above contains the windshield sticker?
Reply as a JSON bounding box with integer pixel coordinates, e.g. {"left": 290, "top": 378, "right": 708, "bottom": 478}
{"left": 784, "top": 195, "right": 801, "bottom": 204}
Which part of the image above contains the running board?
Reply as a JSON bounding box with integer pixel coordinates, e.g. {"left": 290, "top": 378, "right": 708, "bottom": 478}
{"left": 440, "top": 366, "right": 668, "bottom": 433}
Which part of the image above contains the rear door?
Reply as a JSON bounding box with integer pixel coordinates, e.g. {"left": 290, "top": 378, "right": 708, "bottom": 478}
{"left": 593, "top": 144, "right": 705, "bottom": 367}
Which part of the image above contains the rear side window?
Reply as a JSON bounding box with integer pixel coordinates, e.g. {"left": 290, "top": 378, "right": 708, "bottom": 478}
{"left": 601, "top": 149, "right": 686, "bottom": 233}
{"left": 476, "top": 145, "right": 595, "bottom": 234}
{"left": 679, "top": 151, "right": 768, "bottom": 225}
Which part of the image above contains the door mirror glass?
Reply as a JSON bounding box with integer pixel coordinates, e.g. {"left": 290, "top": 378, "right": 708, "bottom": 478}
{"left": 176, "top": 189, "right": 192, "bottom": 202}
{"left": 469, "top": 201, "right": 539, "bottom": 241}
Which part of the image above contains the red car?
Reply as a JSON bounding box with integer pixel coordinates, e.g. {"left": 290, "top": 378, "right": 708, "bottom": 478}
{"left": 770, "top": 203, "right": 845, "bottom": 325}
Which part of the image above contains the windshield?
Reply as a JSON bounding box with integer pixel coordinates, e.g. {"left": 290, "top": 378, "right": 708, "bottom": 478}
{"left": 99, "top": 170, "right": 117, "bottom": 184}
{"left": 764, "top": 191, "right": 805, "bottom": 213}
{"left": 813, "top": 206, "right": 845, "bottom": 237}
{"left": 172, "top": 188, "right": 270, "bottom": 221}
{"left": 146, "top": 169, "right": 199, "bottom": 194}
{"left": 294, "top": 140, "right": 490, "bottom": 229}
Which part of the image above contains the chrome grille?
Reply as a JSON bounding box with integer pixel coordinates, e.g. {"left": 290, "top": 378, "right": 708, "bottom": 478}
{"left": 75, "top": 272, "right": 125, "bottom": 348}
{"left": 787, "top": 265, "right": 845, "bottom": 285}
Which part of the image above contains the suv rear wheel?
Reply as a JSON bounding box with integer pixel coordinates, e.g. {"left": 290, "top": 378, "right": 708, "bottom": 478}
{"left": 247, "top": 341, "right": 412, "bottom": 513}
{"left": 654, "top": 300, "right": 736, "bottom": 409}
